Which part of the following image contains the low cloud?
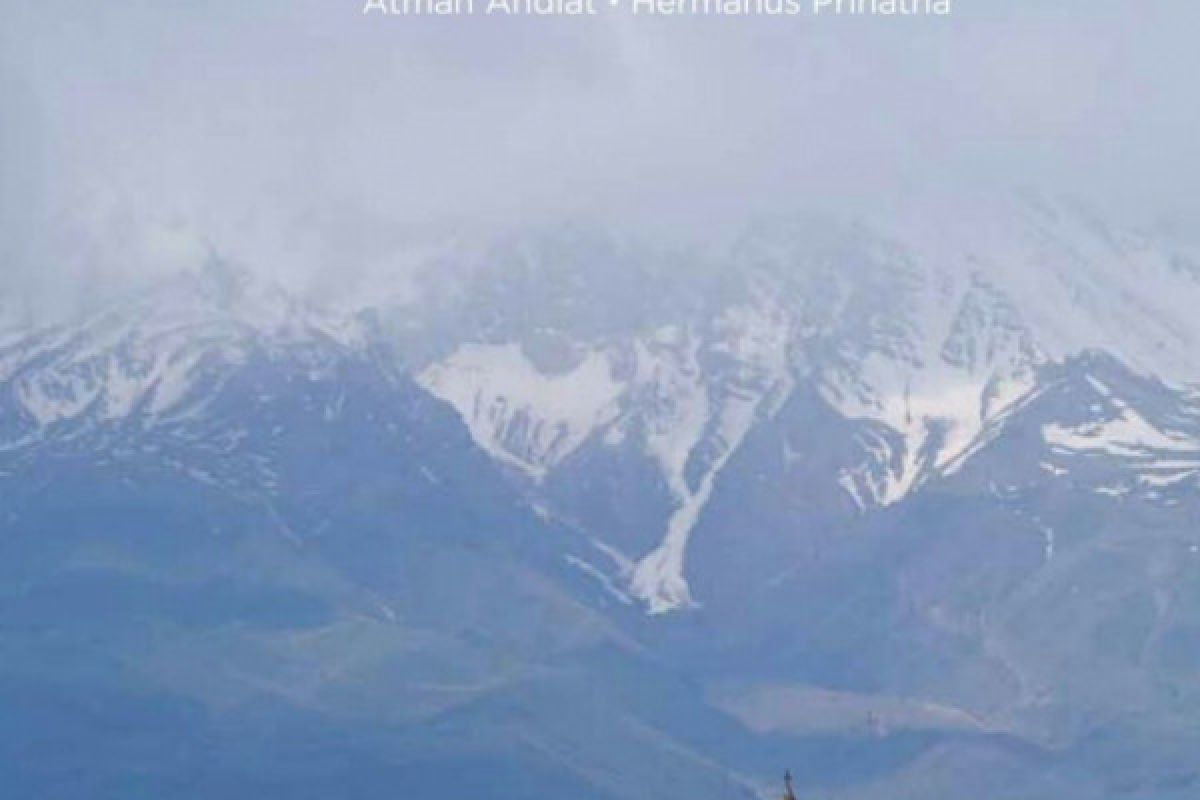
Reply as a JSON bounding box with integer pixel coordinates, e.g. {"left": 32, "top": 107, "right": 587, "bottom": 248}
{"left": 2, "top": 0, "right": 1198, "bottom": 317}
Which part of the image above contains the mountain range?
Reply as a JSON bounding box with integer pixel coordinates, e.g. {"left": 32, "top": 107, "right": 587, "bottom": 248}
{"left": 2, "top": 194, "right": 1199, "bottom": 799}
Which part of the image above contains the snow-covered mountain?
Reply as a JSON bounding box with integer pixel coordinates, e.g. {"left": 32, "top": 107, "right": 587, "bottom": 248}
{"left": 1, "top": 262, "right": 364, "bottom": 430}
{"left": 4, "top": 196, "right": 1200, "bottom": 799}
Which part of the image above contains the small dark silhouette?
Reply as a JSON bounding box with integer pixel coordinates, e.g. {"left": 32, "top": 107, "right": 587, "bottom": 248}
{"left": 782, "top": 770, "right": 797, "bottom": 800}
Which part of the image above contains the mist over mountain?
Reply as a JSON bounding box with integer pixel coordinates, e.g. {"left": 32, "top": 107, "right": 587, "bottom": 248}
{"left": 4, "top": 0, "right": 1200, "bottom": 318}
{"left": 3, "top": 196, "right": 1200, "bottom": 798}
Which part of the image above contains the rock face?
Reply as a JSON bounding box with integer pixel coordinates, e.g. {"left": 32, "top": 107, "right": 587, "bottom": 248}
{"left": 3, "top": 197, "right": 1200, "bottom": 798}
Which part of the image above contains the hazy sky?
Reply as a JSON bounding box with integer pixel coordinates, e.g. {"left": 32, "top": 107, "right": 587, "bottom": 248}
{"left": 2, "top": 0, "right": 1198, "bottom": 310}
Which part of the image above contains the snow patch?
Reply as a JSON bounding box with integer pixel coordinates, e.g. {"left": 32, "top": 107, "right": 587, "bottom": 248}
{"left": 628, "top": 303, "right": 792, "bottom": 613}
{"left": 1043, "top": 406, "right": 1195, "bottom": 457}
{"left": 417, "top": 342, "right": 624, "bottom": 479}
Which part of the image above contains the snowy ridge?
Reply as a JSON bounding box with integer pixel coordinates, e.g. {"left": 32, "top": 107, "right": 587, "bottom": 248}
{"left": 745, "top": 228, "right": 1046, "bottom": 508}
{"left": 737, "top": 195, "right": 1200, "bottom": 510}
{"left": 815, "top": 273, "right": 1040, "bottom": 506}
{"left": 1042, "top": 375, "right": 1196, "bottom": 458}
{"left": 883, "top": 193, "right": 1200, "bottom": 386}
{"left": 0, "top": 264, "right": 364, "bottom": 439}
{"left": 1043, "top": 406, "right": 1195, "bottom": 458}
{"left": 1035, "top": 372, "right": 1200, "bottom": 499}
